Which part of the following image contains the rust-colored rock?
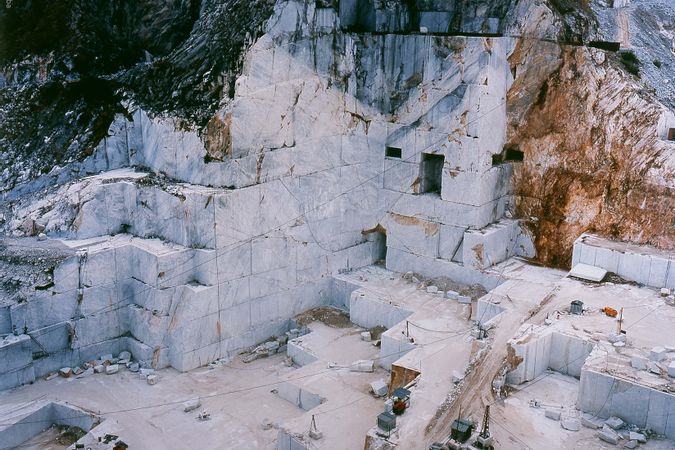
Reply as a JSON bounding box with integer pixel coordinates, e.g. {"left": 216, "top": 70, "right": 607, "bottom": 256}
{"left": 204, "top": 112, "right": 232, "bottom": 162}
{"left": 507, "top": 42, "right": 674, "bottom": 268}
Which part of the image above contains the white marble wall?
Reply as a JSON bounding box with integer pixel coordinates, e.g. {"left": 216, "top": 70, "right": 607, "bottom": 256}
{"left": 572, "top": 234, "right": 675, "bottom": 288}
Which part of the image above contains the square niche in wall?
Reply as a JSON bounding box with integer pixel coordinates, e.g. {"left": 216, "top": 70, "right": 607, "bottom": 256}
{"left": 385, "top": 146, "right": 402, "bottom": 158}
{"left": 419, "top": 153, "right": 444, "bottom": 195}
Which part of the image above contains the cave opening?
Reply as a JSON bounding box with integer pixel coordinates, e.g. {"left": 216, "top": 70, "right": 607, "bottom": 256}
{"left": 493, "top": 147, "right": 525, "bottom": 165}
{"left": 504, "top": 148, "right": 524, "bottom": 162}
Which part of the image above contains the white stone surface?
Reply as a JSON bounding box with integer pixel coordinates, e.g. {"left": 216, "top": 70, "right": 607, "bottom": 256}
{"left": 578, "top": 368, "right": 675, "bottom": 439}
{"left": 545, "top": 409, "right": 562, "bottom": 420}
{"left": 349, "top": 359, "right": 375, "bottom": 373}
{"left": 650, "top": 346, "right": 667, "bottom": 362}
{"left": 569, "top": 264, "right": 608, "bottom": 282}
{"left": 370, "top": 379, "right": 388, "bottom": 397}
{"left": 0, "top": 1, "right": 534, "bottom": 391}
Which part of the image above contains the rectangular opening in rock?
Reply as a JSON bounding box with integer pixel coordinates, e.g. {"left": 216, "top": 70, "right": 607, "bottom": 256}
{"left": 385, "top": 146, "right": 402, "bottom": 159}
{"left": 419, "top": 153, "right": 444, "bottom": 194}
{"left": 668, "top": 128, "right": 675, "bottom": 141}
{"left": 504, "top": 148, "right": 524, "bottom": 162}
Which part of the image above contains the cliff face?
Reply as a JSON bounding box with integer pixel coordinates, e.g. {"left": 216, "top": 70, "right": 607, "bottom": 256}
{"left": 1, "top": 0, "right": 673, "bottom": 267}
{"left": 506, "top": 3, "right": 675, "bottom": 268}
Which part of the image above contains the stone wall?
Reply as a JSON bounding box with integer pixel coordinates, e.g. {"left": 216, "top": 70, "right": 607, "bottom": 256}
{"left": 578, "top": 368, "right": 675, "bottom": 439}
{"left": 572, "top": 234, "right": 675, "bottom": 289}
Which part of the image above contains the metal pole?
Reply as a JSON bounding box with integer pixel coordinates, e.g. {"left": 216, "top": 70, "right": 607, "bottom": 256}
{"left": 617, "top": 307, "right": 624, "bottom": 334}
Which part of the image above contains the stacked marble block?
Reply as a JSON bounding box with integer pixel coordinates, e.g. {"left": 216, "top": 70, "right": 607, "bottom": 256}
{"left": 572, "top": 234, "right": 675, "bottom": 288}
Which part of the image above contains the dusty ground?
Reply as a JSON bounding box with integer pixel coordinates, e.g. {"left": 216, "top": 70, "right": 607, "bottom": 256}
{"left": 294, "top": 307, "right": 352, "bottom": 329}
{"left": 428, "top": 258, "right": 675, "bottom": 449}
{"left": 18, "top": 424, "right": 83, "bottom": 450}
{"left": 0, "top": 353, "right": 306, "bottom": 449}
{"left": 1, "top": 319, "right": 387, "bottom": 450}
{"left": 491, "top": 372, "right": 675, "bottom": 450}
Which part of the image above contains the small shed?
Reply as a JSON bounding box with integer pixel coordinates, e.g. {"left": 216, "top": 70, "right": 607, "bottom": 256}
{"left": 450, "top": 419, "right": 474, "bottom": 443}
{"left": 570, "top": 300, "right": 584, "bottom": 315}
{"left": 377, "top": 412, "right": 397, "bottom": 433}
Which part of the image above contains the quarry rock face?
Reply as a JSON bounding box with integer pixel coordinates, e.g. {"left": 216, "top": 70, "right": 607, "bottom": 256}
{"left": 507, "top": 39, "right": 675, "bottom": 267}
{"left": 0, "top": 0, "right": 673, "bottom": 396}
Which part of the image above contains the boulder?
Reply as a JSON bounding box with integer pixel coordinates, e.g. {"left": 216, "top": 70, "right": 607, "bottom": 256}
{"left": 561, "top": 418, "right": 581, "bottom": 431}
{"left": 581, "top": 414, "right": 603, "bottom": 429}
{"left": 605, "top": 416, "right": 625, "bottom": 430}
{"left": 650, "top": 346, "right": 666, "bottom": 362}
{"left": 629, "top": 432, "right": 646, "bottom": 443}
{"left": 648, "top": 362, "right": 661, "bottom": 374}
{"left": 94, "top": 365, "right": 105, "bottom": 373}
{"left": 361, "top": 331, "right": 372, "bottom": 342}
{"left": 350, "top": 360, "right": 374, "bottom": 372}
{"left": 128, "top": 362, "right": 140, "bottom": 372}
{"left": 118, "top": 351, "right": 131, "bottom": 361}
{"left": 597, "top": 427, "right": 619, "bottom": 445}
{"left": 184, "top": 398, "right": 201, "bottom": 412}
{"left": 105, "top": 364, "right": 119, "bottom": 375}
{"left": 370, "top": 379, "right": 388, "bottom": 397}
{"left": 545, "top": 409, "right": 561, "bottom": 421}
{"left": 631, "top": 356, "right": 647, "bottom": 370}
{"left": 668, "top": 361, "right": 675, "bottom": 378}
{"left": 59, "top": 367, "right": 73, "bottom": 378}
{"left": 147, "top": 374, "right": 159, "bottom": 385}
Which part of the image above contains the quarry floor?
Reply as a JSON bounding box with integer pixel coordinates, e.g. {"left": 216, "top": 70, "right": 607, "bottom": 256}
{"left": 0, "top": 320, "right": 386, "bottom": 450}
{"left": 1, "top": 353, "right": 310, "bottom": 450}
{"left": 3, "top": 261, "right": 675, "bottom": 450}
{"left": 492, "top": 372, "right": 675, "bottom": 450}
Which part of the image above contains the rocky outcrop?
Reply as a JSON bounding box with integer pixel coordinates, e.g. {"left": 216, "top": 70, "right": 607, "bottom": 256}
{"left": 0, "top": 0, "right": 275, "bottom": 193}
{"left": 507, "top": 40, "right": 675, "bottom": 267}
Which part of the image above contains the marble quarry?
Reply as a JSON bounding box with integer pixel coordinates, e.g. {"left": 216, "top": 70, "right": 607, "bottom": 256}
{"left": 1, "top": 1, "right": 674, "bottom": 449}
{"left": 0, "top": 1, "right": 536, "bottom": 390}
